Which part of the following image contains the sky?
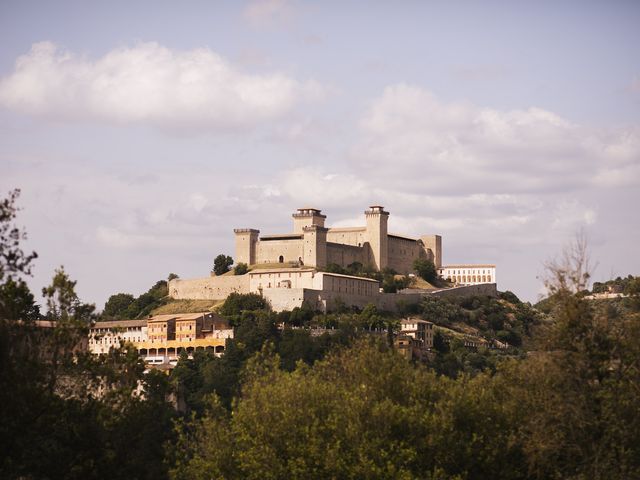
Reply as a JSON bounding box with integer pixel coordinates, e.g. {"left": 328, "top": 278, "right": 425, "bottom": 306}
{"left": 1, "top": 0, "right": 639, "bottom": 308}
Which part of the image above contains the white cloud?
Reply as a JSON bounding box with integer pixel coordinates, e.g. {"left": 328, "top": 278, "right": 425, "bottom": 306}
{"left": 0, "top": 42, "right": 320, "bottom": 130}
{"left": 280, "top": 167, "right": 370, "bottom": 208}
{"left": 551, "top": 200, "right": 597, "bottom": 230}
{"left": 353, "top": 84, "right": 640, "bottom": 194}
{"left": 96, "top": 226, "right": 164, "bottom": 249}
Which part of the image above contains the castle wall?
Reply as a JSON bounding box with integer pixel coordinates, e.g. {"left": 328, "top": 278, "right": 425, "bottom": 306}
{"left": 326, "top": 242, "right": 368, "bottom": 267}
{"left": 326, "top": 227, "right": 367, "bottom": 247}
{"left": 387, "top": 236, "right": 427, "bottom": 274}
{"left": 169, "top": 276, "right": 250, "bottom": 300}
{"left": 421, "top": 235, "right": 442, "bottom": 269}
{"left": 255, "top": 238, "right": 304, "bottom": 265}
{"left": 316, "top": 272, "right": 380, "bottom": 296}
{"left": 263, "top": 288, "right": 309, "bottom": 311}
{"left": 301, "top": 289, "right": 423, "bottom": 313}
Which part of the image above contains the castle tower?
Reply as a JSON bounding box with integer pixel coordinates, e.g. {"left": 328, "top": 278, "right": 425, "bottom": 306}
{"left": 420, "top": 235, "right": 442, "bottom": 268}
{"left": 292, "top": 208, "right": 326, "bottom": 234}
{"left": 233, "top": 229, "right": 259, "bottom": 266}
{"left": 302, "top": 225, "right": 328, "bottom": 268}
{"left": 365, "top": 205, "right": 389, "bottom": 271}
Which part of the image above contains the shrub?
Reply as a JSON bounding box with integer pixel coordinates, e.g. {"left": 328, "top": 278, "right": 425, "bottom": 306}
{"left": 234, "top": 263, "right": 249, "bottom": 275}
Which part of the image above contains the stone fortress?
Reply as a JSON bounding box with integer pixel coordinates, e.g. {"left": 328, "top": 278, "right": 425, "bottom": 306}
{"left": 169, "top": 206, "right": 497, "bottom": 312}
{"left": 234, "top": 206, "right": 442, "bottom": 273}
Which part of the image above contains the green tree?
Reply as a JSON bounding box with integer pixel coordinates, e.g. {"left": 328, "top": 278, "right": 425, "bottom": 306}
{"left": 0, "top": 277, "right": 40, "bottom": 321}
{"left": 499, "top": 290, "right": 521, "bottom": 304}
{"left": 102, "top": 292, "right": 135, "bottom": 319}
{"left": 0, "top": 190, "right": 176, "bottom": 479}
{"left": 499, "top": 238, "right": 640, "bottom": 480}
{"left": 220, "top": 292, "right": 269, "bottom": 317}
{"left": 170, "top": 340, "right": 522, "bottom": 480}
{"left": 234, "top": 262, "right": 249, "bottom": 275}
{"left": 414, "top": 258, "right": 437, "bottom": 283}
{"left": 0, "top": 189, "right": 37, "bottom": 282}
{"left": 213, "top": 254, "right": 233, "bottom": 276}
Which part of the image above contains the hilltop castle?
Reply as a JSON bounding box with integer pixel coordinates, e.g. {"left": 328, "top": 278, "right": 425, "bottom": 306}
{"left": 169, "top": 205, "right": 496, "bottom": 312}
{"left": 234, "top": 206, "right": 441, "bottom": 273}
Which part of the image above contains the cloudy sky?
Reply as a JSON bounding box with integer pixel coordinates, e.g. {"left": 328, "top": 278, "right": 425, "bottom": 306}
{"left": 1, "top": 0, "right": 639, "bottom": 308}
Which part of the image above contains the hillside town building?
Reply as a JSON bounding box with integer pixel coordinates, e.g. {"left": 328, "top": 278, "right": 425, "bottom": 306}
{"left": 88, "top": 312, "right": 232, "bottom": 366}
{"left": 438, "top": 264, "right": 496, "bottom": 286}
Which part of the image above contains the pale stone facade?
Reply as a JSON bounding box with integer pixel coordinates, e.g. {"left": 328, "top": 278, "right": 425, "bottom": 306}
{"left": 141, "top": 312, "right": 232, "bottom": 366}
{"left": 89, "top": 319, "right": 147, "bottom": 354}
{"left": 400, "top": 318, "right": 434, "bottom": 349}
{"left": 234, "top": 206, "right": 442, "bottom": 273}
{"left": 88, "top": 314, "right": 233, "bottom": 368}
{"left": 438, "top": 264, "right": 496, "bottom": 286}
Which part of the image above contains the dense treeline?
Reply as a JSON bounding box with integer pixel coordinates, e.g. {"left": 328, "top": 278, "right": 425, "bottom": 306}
{"left": 591, "top": 274, "right": 640, "bottom": 295}
{"left": 102, "top": 279, "right": 171, "bottom": 320}
{"left": 1, "top": 189, "right": 639, "bottom": 479}
{"left": 170, "top": 286, "right": 640, "bottom": 480}
{"left": 0, "top": 191, "right": 176, "bottom": 479}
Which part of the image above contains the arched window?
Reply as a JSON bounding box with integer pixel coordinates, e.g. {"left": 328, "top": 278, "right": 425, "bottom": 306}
{"left": 279, "top": 255, "right": 284, "bottom": 263}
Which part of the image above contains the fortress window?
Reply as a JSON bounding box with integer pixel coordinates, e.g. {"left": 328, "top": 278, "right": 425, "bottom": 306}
{"left": 279, "top": 255, "right": 284, "bottom": 263}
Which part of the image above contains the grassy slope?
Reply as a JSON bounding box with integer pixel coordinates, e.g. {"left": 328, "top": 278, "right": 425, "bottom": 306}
{"left": 151, "top": 299, "right": 223, "bottom": 315}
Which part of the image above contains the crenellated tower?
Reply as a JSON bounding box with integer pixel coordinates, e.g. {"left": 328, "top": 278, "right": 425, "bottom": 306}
{"left": 292, "top": 208, "right": 326, "bottom": 233}
{"left": 302, "top": 224, "right": 328, "bottom": 268}
{"left": 364, "top": 205, "right": 389, "bottom": 271}
{"left": 420, "top": 234, "right": 442, "bottom": 268}
{"left": 233, "top": 228, "right": 259, "bottom": 265}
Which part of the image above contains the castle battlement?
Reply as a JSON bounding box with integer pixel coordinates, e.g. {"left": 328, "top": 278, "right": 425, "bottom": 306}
{"left": 234, "top": 205, "right": 441, "bottom": 273}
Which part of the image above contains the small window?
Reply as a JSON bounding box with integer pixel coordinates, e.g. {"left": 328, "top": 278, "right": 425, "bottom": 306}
{"left": 279, "top": 255, "right": 284, "bottom": 263}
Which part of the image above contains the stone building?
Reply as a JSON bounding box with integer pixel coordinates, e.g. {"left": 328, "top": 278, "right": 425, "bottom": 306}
{"left": 438, "top": 264, "right": 496, "bottom": 286}
{"left": 169, "top": 205, "right": 498, "bottom": 313}
{"left": 88, "top": 313, "right": 233, "bottom": 367}
{"left": 89, "top": 319, "right": 147, "bottom": 355}
{"left": 234, "top": 206, "right": 442, "bottom": 273}
{"left": 400, "top": 318, "right": 434, "bottom": 349}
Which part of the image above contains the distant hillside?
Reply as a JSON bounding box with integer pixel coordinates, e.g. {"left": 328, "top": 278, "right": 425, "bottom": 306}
{"left": 420, "top": 290, "right": 544, "bottom": 350}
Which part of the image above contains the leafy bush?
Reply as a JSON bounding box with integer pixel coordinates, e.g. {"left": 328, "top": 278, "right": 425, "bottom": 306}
{"left": 220, "top": 292, "right": 270, "bottom": 317}
{"left": 234, "top": 263, "right": 249, "bottom": 275}
{"left": 499, "top": 290, "right": 521, "bottom": 304}
{"left": 413, "top": 258, "right": 437, "bottom": 283}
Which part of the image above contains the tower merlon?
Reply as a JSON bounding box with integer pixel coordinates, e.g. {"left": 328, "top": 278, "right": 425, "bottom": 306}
{"left": 292, "top": 207, "right": 326, "bottom": 219}
{"left": 302, "top": 224, "right": 329, "bottom": 233}
{"left": 364, "top": 205, "right": 389, "bottom": 216}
